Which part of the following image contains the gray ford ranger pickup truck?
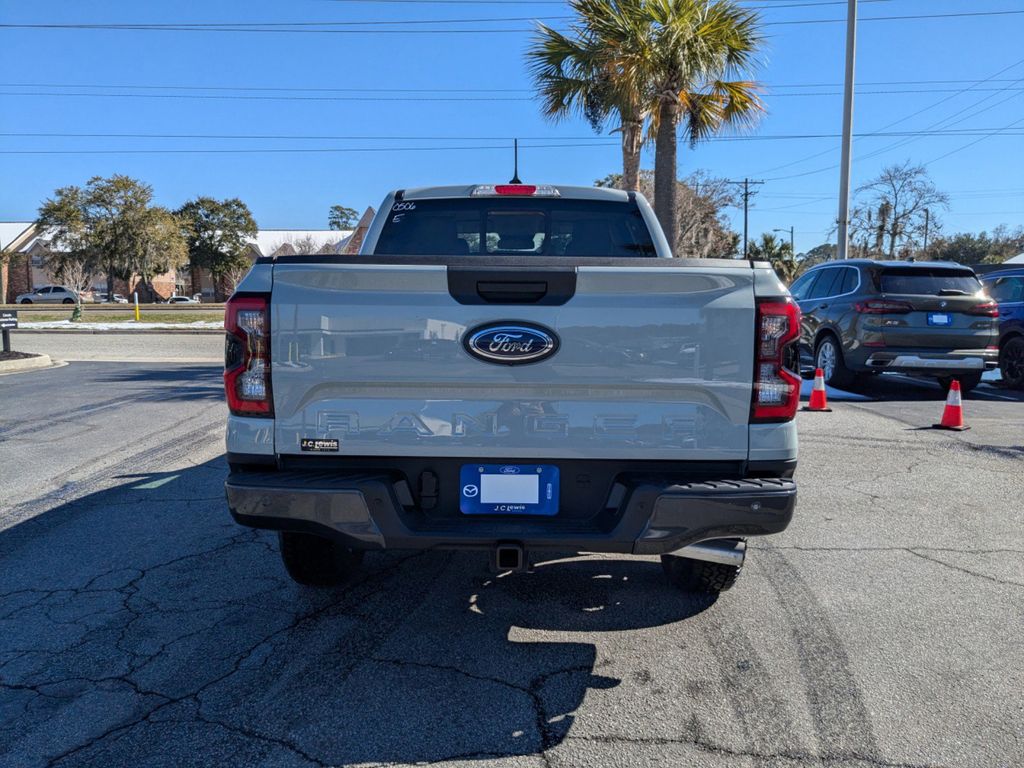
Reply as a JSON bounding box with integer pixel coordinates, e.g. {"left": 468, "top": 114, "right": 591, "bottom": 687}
{"left": 223, "top": 184, "right": 800, "bottom": 594}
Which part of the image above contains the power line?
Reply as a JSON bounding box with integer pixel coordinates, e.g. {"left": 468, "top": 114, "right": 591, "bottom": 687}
{"left": 755, "top": 56, "right": 1024, "bottom": 175}
{"left": 923, "top": 116, "right": 1024, "bottom": 166}
{"left": 1, "top": 9, "right": 1020, "bottom": 34}
{"left": 759, "top": 62, "right": 1024, "bottom": 180}
{"left": 0, "top": 141, "right": 621, "bottom": 155}
{"left": 5, "top": 78, "right": 1020, "bottom": 94}
{"left": 2, "top": 129, "right": 1019, "bottom": 141}
{"left": 2, "top": 88, "right": 1020, "bottom": 104}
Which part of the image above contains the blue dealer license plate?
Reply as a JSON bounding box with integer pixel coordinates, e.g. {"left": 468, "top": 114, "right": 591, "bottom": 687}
{"left": 459, "top": 464, "right": 559, "bottom": 516}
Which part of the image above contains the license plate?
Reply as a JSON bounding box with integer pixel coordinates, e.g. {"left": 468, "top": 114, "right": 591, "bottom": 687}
{"left": 459, "top": 464, "right": 559, "bottom": 516}
{"left": 928, "top": 312, "right": 952, "bottom": 326}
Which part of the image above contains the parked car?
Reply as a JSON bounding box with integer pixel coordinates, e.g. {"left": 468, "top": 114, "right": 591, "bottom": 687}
{"left": 166, "top": 296, "right": 200, "bottom": 304}
{"left": 15, "top": 285, "right": 80, "bottom": 305}
{"left": 790, "top": 260, "right": 999, "bottom": 393}
{"left": 223, "top": 183, "right": 800, "bottom": 596}
{"left": 92, "top": 292, "right": 129, "bottom": 304}
{"left": 980, "top": 267, "right": 1024, "bottom": 389}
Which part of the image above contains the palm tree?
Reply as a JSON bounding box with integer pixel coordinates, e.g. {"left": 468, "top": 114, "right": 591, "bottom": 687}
{"left": 528, "top": 1, "right": 764, "bottom": 250}
{"left": 528, "top": 1, "right": 650, "bottom": 191}
{"left": 644, "top": 0, "right": 765, "bottom": 249}
{"left": 748, "top": 232, "right": 798, "bottom": 282}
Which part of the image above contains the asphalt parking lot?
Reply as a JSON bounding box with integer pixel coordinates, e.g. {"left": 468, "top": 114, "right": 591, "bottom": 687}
{"left": 1, "top": 335, "right": 1022, "bottom": 768}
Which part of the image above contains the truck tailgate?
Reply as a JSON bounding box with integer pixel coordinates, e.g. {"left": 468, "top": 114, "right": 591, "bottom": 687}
{"left": 269, "top": 261, "right": 755, "bottom": 461}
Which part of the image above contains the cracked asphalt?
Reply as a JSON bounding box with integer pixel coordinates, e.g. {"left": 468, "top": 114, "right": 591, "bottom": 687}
{"left": 1, "top": 356, "right": 1022, "bottom": 768}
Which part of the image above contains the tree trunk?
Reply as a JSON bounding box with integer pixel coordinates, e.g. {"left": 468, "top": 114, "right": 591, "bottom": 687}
{"left": 106, "top": 266, "right": 114, "bottom": 304}
{"left": 620, "top": 118, "right": 643, "bottom": 192}
{"left": 653, "top": 98, "right": 680, "bottom": 253}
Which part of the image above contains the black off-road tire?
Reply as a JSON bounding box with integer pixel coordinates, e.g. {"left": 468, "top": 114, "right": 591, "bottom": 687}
{"left": 937, "top": 373, "right": 982, "bottom": 394}
{"left": 278, "top": 531, "right": 364, "bottom": 587}
{"left": 999, "top": 336, "right": 1024, "bottom": 390}
{"left": 814, "top": 333, "right": 856, "bottom": 389}
{"left": 661, "top": 554, "right": 742, "bottom": 594}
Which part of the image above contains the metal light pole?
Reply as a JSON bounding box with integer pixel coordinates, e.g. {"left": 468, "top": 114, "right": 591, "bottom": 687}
{"left": 836, "top": 0, "right": 858, "bottom": 260}
{"left": 773, "top": 227, "right": 795, "bottom": 255}
{"left": 923, "top": 208, "right": 930, "bottom": 256}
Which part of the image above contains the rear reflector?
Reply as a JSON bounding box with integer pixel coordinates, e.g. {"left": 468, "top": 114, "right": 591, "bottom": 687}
{"left": 224, "top": 294, "right": 272, "bottom": 417}
{"left": 471, "top": 184, "right": 560, "bottom": 197}
{"left": 752, "top": 298, "right": 802, "bottom": 423}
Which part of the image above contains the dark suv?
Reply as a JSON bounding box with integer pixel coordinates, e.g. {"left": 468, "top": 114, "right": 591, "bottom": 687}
{"left": 790, "top": 260, "right": 999, "bottom": 392}
{"left": 980, "top": 267, "right": 1024, "bottom": 389}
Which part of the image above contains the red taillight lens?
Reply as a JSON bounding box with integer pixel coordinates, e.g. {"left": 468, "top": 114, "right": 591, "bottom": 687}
{"left": 224, "top": 294, "right": 272, "bottom": 417}
{"left": 853, "top": 300, "right": 913, "bottom": 314}
{"left": 966, "top": 300, "right": 999, "bottom": 317}
{"left": 752, "top": 298, "right": 802, "bottom": 423}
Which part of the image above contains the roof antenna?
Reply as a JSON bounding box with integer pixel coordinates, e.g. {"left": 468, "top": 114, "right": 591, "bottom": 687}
{"left": 509, "top": 139, "right": 522, "bottom": 184}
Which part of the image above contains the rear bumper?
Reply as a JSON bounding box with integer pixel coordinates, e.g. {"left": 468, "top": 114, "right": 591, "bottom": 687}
{"left": 859, "top": 348, "right": 998, "bottom": 374}
{"left": 225, "top": 471, "right": 796, "bottom": 555}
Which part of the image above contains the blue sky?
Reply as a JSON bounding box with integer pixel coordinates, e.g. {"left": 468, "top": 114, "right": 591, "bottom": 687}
{"left": 0, "top": 0, "right": 1021, "bottom": 252}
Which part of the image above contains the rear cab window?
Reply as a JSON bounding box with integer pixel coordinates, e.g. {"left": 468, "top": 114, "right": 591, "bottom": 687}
{"left": 375, "top": 197, "right": 657, "bottom": 257}
{"left": 875, "top": 266, "right": 982, "bottom": 296}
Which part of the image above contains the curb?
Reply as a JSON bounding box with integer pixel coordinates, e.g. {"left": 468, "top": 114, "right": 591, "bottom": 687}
{"left": 13, "top": 329, "right": 223, "bottom": 335}
{"left": 0, "top": 354, "right": 53, "bottom": 374}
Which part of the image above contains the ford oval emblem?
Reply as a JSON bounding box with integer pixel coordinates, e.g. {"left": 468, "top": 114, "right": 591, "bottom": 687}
{"left": 464, "top": 322, "right": 559, "bottom": 366}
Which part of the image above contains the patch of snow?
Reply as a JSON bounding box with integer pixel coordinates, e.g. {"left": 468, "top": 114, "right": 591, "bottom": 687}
{"left": 20, "top": 320, "right": 222, "bottom": 330}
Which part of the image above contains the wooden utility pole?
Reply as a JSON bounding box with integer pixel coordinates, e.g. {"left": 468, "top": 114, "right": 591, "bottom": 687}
{"left": 728, "top": 179, "right": 764, "bottom": 258}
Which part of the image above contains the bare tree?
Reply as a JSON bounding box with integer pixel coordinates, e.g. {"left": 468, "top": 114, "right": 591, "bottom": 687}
{"left": 224, "top": 263, "right": 252, "bottom": 294}
{"left": 597, "top": 169, "right": 739, "bottom": 258}
{"left": 270, "top": 235, "right": 336, "bottom": 257}
{"left": 46, "top": 250, "right": 96, "bottom": 321}
{"left": 851, "top": 161, "right": 949, "bottom": 259}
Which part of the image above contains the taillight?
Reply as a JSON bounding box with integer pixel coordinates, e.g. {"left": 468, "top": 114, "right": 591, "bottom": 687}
{"left": 752, "top": 298, "right": 802, "bottom": 423}
{"left": 471, "top": 184, "right": 560, "bottom": 197}
{"left": 224, "top": 294, "right": 272, "bottom": 417}
{"left": 966, "top": 300, "right": 999, "bottom": 317}
{"left": 853, "top": 300, "right": 913, "bottom": 314}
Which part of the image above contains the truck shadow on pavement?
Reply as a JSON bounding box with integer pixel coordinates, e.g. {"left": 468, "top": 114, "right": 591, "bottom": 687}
{"left": 92, "top": 364, "right": 225, "bottom": 404}
{"left": 0, "top": 456, "right": 714, "bottom": 767}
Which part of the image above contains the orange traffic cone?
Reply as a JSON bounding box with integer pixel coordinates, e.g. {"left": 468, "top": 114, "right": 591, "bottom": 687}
{"left": 933, "top": 379, "right": 969, "bottom": 431}
{"left": 802, "top": 368, "right": 832, "bottom": 412}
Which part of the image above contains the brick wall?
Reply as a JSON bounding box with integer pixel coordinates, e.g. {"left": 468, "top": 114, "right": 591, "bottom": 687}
{"left": 5, "top": 254, "right": 33, "bottom": 303}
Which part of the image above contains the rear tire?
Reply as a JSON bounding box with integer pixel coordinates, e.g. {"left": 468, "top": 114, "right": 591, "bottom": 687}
{"left": 661, "top": 552, "right": 742, "bottom": 594}
{"left": 278, "top": 531, "right": 364, "bottom": 587}
{"left": 19, "top": 299, "right": 32, "bottom": 304}
{"left": 937, "top": 373, "right": 982, "bottom": 394}
{"left": 62, "top": 298, "right": 74, "bottom": 304}
{"left": 814, "top": 334, "right": 855, "bottom": 388}
{"left": 999, "top": 337, "right": 1024, "bottom": 390}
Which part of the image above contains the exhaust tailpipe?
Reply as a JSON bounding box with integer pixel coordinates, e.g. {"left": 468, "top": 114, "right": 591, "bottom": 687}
{"left": 670, "top": 539, "right": 746, "bottom": 567}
